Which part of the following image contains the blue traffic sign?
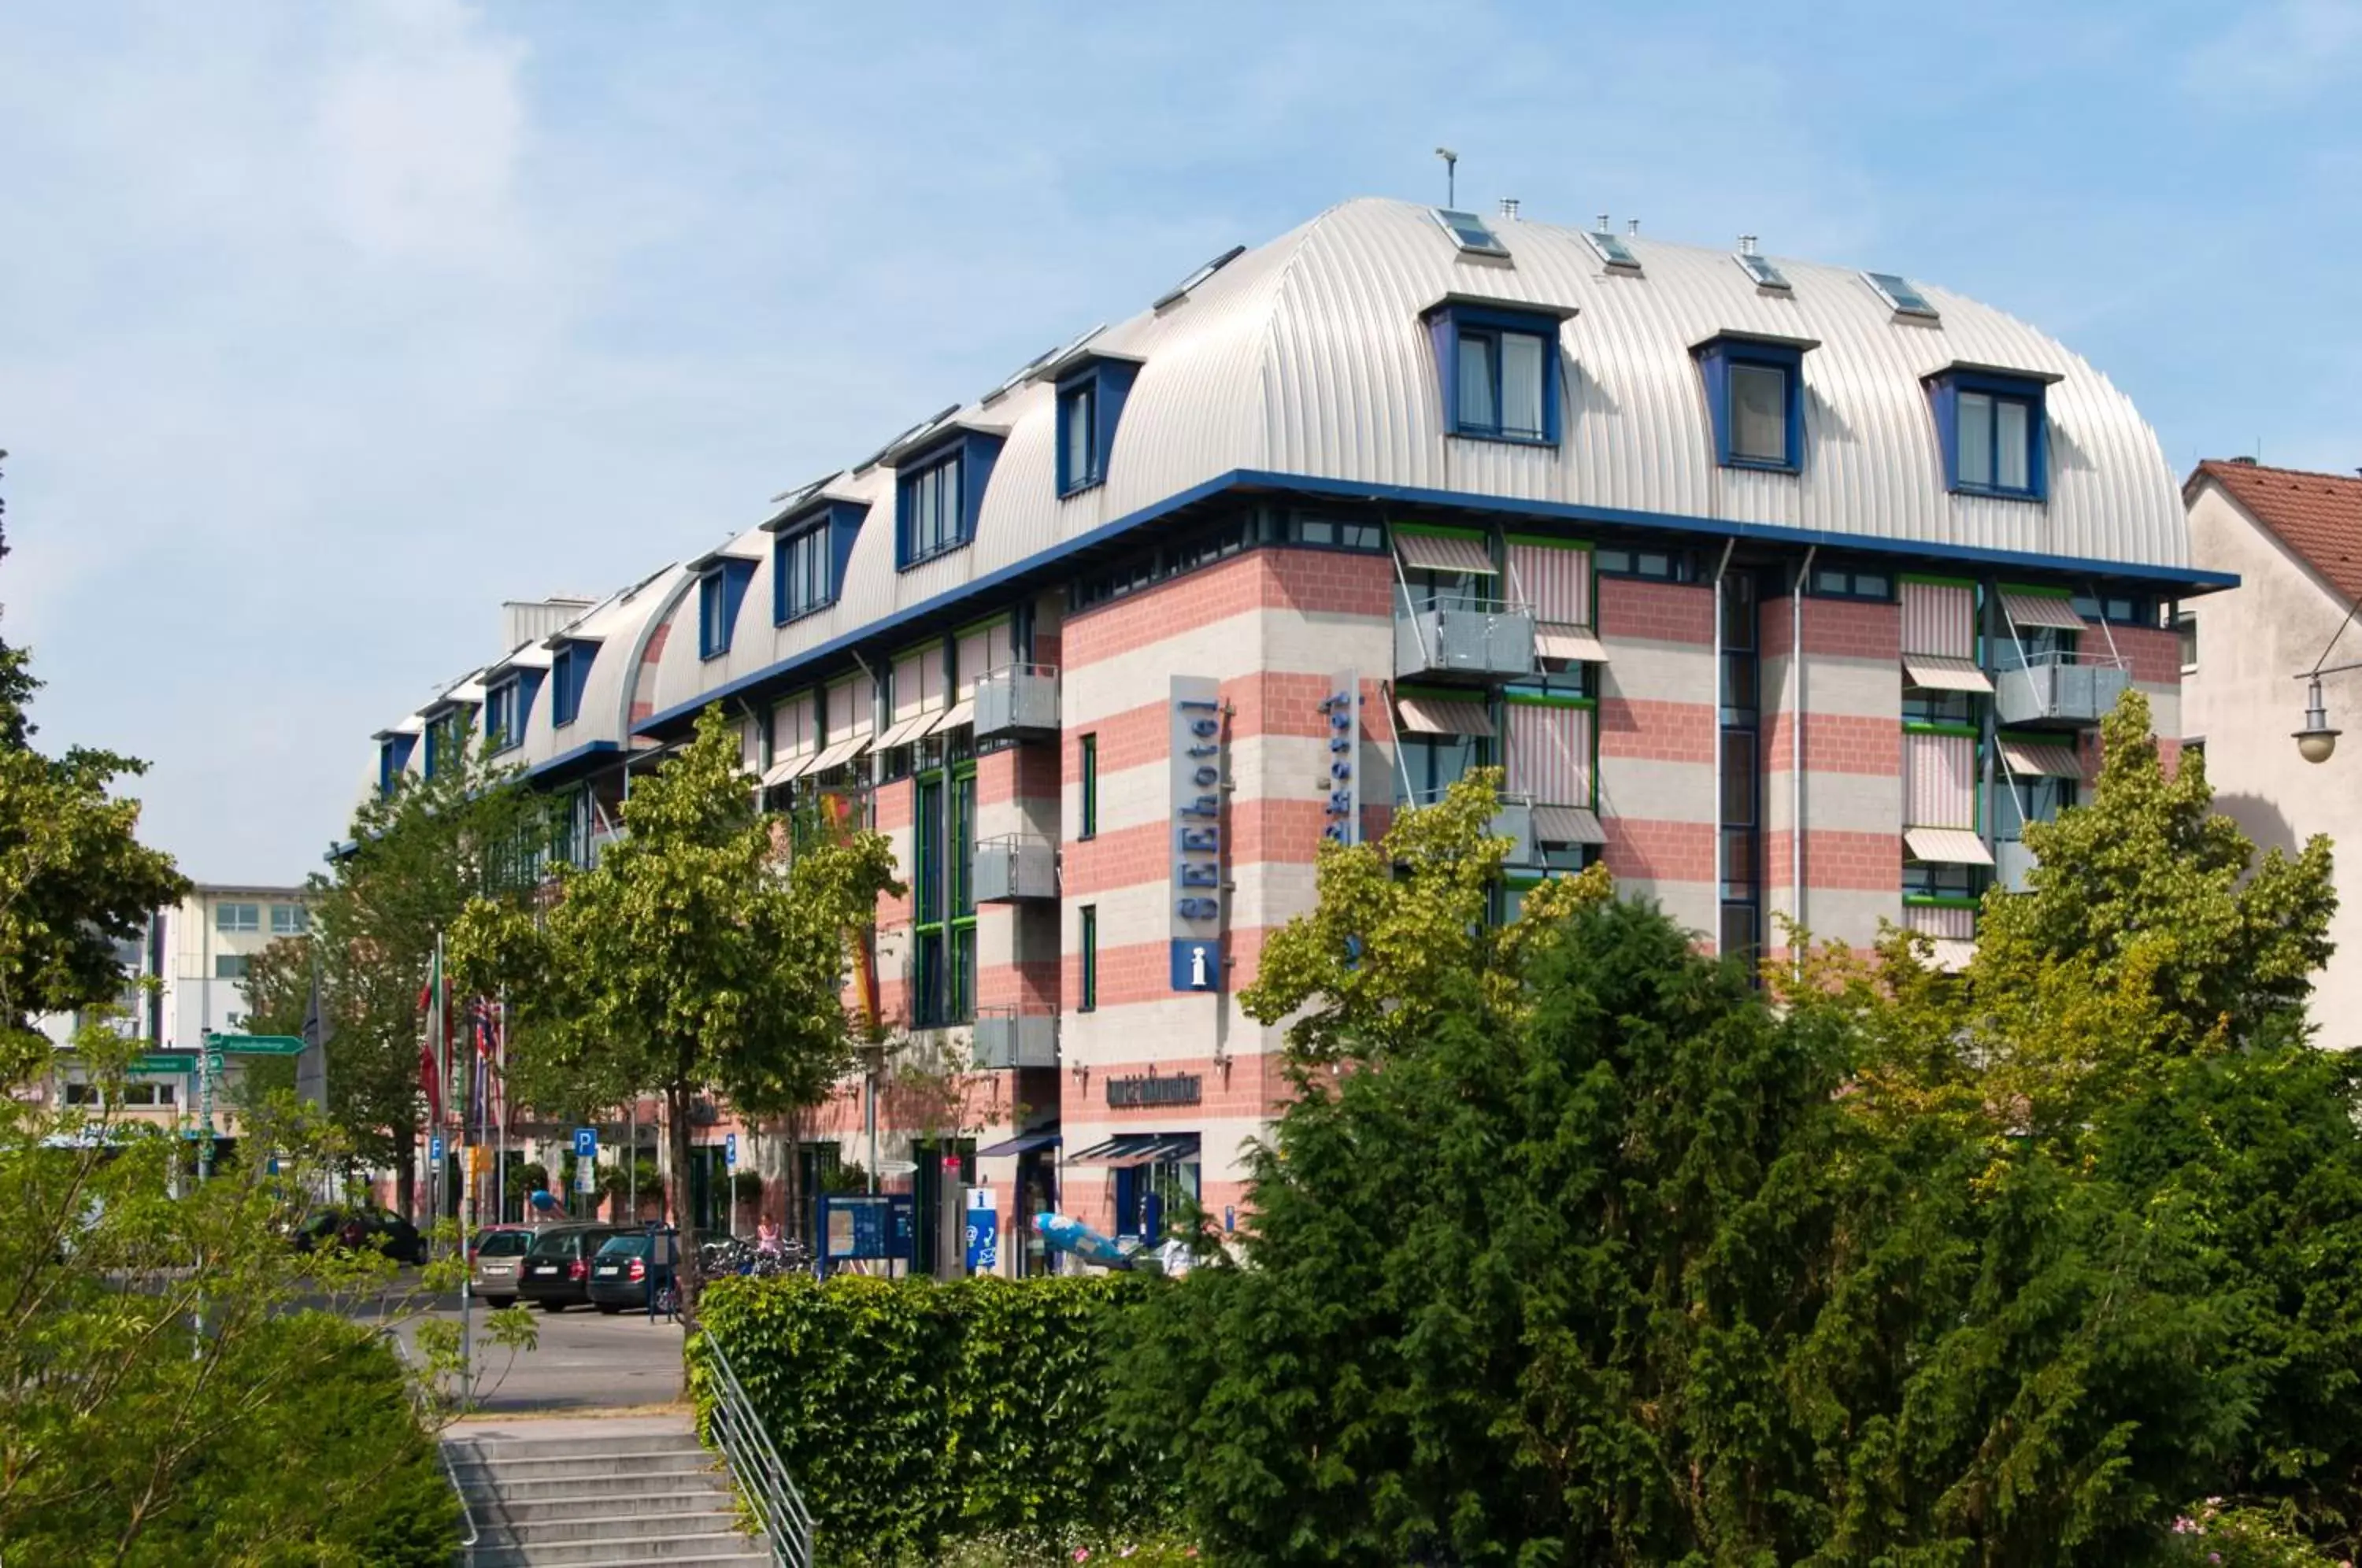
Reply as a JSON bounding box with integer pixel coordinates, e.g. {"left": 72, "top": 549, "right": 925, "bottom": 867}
{"left": 429, "top": 1134, "right": 443, "bottom": 1162}
{"left": 573, "top": 1126, "right": 598, "bottom": 1159}
{"left": 724, "top": 1132, "right": 738, "bottom": 1168}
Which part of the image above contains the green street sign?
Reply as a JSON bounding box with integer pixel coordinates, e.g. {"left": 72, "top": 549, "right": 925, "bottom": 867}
{"left": 131, "top": 1052, "right": 198, "bottom": 1075}
{"left": 202, "top": 1033, "right": 307, "bottom": 1056}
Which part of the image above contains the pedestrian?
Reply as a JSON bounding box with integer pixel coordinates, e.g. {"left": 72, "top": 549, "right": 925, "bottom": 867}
{"left": 756, "top": 1216, "right": 780, "bottom": 1256}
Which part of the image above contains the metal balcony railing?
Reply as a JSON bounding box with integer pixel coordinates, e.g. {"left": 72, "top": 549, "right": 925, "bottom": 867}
{"left": 972, "top": 834, "right": 1057, "bottom": 903}
{"left": 1994, "top": 837, "right": 2038, "bottom": 893}
{"left": 972, "top": 1008, "right": 1059, "bottom": 1071}
{"left": 1394, "top": 594, "right": 1538, "bottom": 682}
{"left": 1993, "top": 650, "right": 2130, "bottom": 727}
{"left": 974, "top": 663, "right": 1060, "bottom": 741}
{"left": 1398, "top": 786, "right": 1535, "bottom": 865}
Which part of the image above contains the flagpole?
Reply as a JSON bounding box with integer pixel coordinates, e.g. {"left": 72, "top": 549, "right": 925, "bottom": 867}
{"left": 494, "top": 993, "right": 507, "bottom": 1225}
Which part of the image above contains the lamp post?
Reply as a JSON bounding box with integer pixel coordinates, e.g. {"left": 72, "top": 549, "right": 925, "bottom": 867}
{"left": 2290, "top": 591, "right": 2362, "bottom": 763}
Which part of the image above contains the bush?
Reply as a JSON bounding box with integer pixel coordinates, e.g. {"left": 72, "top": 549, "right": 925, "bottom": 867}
{"left": 692, "top": 1274, "right": 1179, "bottom": 1564}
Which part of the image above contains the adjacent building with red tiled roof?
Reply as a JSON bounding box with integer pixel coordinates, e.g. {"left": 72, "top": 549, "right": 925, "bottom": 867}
{"left": 2182, "top": 458, "right": 2362, "bottom": 1045}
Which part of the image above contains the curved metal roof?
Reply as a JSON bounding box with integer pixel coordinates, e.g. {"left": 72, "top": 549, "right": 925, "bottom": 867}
{"left": 379, "top": 197, "right": 2195, "bottom": 750}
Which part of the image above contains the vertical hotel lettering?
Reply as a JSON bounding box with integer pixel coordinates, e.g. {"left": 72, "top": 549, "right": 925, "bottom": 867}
{"left": 1168, "top": 675, "right": 1224, "bottom": 991}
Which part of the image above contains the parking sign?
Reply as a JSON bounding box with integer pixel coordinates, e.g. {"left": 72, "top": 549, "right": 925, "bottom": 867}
{"left": 573, "top": 1126, "right": 597, "bottom": 1160}
{"left": 725, "top": 1132, "right": 738, "bottom": 1168}
{"left": 429, "top": 1134, "right": 442, "bottom": 1163}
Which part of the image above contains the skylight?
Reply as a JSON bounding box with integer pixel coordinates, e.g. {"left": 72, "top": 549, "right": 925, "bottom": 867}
{"left": 1734, "top": 251, "right": 1790, "bottom": 290}
{"left": 1153, "top": 244, "right": 1246, "bottom": 309}
{"left": 1864, "top": 272, "right": 1939, "bottom": 319}
{"left": 1432, "top": 209, "right": 1509, "bottom": 258}
{"left": 1582, "top": 227, "right": 1642, "bottom": 272}
{"left": 983, "top": 344, "right": 1063, "bottom": 406}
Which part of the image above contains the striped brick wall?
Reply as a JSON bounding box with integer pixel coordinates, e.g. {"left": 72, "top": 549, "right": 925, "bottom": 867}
{"left": 1595, "top": 577, "right": 1717, "bottom": 943}
{"left": 1761, "top": 593, "right": 1905, "bottom": 951}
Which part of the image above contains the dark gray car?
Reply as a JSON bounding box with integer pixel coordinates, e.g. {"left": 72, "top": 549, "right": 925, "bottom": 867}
{"left": 516, "top": 1224, "right": 631, "bottom": 1311}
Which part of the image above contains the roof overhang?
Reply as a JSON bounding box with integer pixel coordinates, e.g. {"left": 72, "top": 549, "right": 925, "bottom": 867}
{"left": 1690, "top": 328, "right": 1822, "bottom": 354}
{"left": 761, "top": 492, "right": 871, "bottom": 534}
{"left": 1923, "top": 359, "right": 2067, "bottom": 386}
{"left": 687, "top": 545, "right": 763, "bottom": 575}
{"left": 1035, "top": 345, "right": 1147, "bottom": 386}
{"left": 1420, "top": 291, "right": 1580, "bottom": 323}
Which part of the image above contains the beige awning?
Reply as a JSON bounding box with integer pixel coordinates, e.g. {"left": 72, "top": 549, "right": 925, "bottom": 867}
{"left": 1902, "top": 655, "right": 1994, "bottom": 693}
{"left": 927, "top": 698, "right": 975, "bottom": 735}
{"left": 805, "top": 735, "right": 872, "bottom": 776}
{"left": 760, "top": 750, "right": 818, "bottom": 788}
{"left": 1904, "top": 827, "right": 1994, "bottom": 867}
{"left": 873, "top": 712, "right": 936, "bottom": 751}
{"left": 1999, "top": 590, "right": 2086, "bottom": 632}
{"left": 1536, "top": 624, "right": 1609, "bottom": 664}
{"left": 1531, "top": 805, "right": 1606, "bottom": 845}
{"left": 1999, "top": 739, "right": 2083, "bottom": 778}
{"left": 1394, "top": 693, "right": 1494, "bottom": 737}
{"left": 1927, "top": 937, "right": 1977, "bottom": 974}
{"left": 1393, "top": 531, "right": 1498, "bottom": 575}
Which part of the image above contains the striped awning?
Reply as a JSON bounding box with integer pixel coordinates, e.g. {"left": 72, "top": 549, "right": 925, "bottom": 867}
{"left": 1999, "top": 590, "right": 2087, "bottom": 631}
{"left": 1065, "top": 1133, "right": 1202, "bottom": 1168}
{"left": 2000, "top": 739, "right": 2083, "bottom": 778}
{"left": 1535, "top": 624, "right": 1609, "bottom": 664}
{"left": 1394, "top": 693, "right": 1494, "bottom": 737}
{"left": 874, "top": 711, "right": 938, "bottom": 750}
{"left": 1902, "top": 655, "right": 1994, "bottom": 693}
{"left": 1531, "top": 805, "right": 1606, "bottom": 845}
{"left": 760, "top": 750, "right": 818, "bottom": 787}
{"left": 805, "top": 735, "right": 872, "bottom": 776}
{"left": 1927, "top": 937, "right": 1977, "bottom": 974}
{"left": 1904, "top": 827, "right": 1995, "bottom": 867}
{"left": 927, "top": 697, "right": 976, "bottom": 735}
{"left": 976, "top": 1130, "right": 1061, "bottom": 1158}
{"left": 1392, "top": 531, "right": 1498, "bottom": 575}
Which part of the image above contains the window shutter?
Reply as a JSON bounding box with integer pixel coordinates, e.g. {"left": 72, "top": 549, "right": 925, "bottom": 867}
{"left": 1504, "top": 702, "right": 1593, "bottom": 807}
{"left": 1507, "top": 542, "right": 1592, "bottom": 627}
{"left": 1905, "top": 730, "right": 1977, "bottom": 829}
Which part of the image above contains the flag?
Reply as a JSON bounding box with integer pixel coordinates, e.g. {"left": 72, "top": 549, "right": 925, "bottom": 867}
{"left": 416, "top": 960, "right": 442, "bottom": 1127}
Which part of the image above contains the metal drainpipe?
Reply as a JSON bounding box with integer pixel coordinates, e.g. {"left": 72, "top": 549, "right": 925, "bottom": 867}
{"left": 1792, "top": 546, "right": 1815, "bottom": 973}
{"left": 1710, "top": 541, "right": 1736, "bottom": 950}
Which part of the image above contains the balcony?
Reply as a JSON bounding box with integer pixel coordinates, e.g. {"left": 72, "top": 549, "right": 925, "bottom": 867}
{"left": 1395, "top": 594, "right": 1536, "bottom": 682}
{"left": 972, "top": 1008, "right": 1059, "bottom": 1071}
{"left": 1402, "top": 787, "right": 1534, "bottom": 864}
{"left": 975, "top": 663, "right": 1060, "bottom": 741}
{"left": 972, "top": 834, "right": 1057, "bottom": 903}
{"left": 1994, "top": 652, "right": 2130, "bottom": 727}
{"left": 1994, "top": 838, "right": 2038, "bottom": 893}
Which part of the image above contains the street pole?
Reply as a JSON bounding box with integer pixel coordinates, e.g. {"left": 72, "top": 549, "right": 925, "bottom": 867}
{"left": 628, "top": 1102, "right": 637, "bottom": 1221}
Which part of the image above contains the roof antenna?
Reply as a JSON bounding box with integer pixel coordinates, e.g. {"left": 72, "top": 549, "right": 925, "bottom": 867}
{"left": 1596, "top": 213, "right": 1611, "bottom": 235}
{"left": 1434, "top": 147, "right": 1458, "bottom": 208}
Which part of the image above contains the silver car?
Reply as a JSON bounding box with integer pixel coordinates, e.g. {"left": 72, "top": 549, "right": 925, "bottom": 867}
{"left": 468, "top": 1226, "right": 538, "bottom": 1307}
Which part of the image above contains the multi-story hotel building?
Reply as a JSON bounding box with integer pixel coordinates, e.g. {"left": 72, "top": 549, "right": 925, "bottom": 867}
{"left": 366, "top": 198, "right": 2219, "bottom": 1264}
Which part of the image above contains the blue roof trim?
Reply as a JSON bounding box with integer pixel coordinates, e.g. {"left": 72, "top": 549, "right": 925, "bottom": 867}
{"left": 528, "top": 738, "right": 623, "bottom": 781}
{"left": 633, "top": 467, "right": 2233, "bottom": 738}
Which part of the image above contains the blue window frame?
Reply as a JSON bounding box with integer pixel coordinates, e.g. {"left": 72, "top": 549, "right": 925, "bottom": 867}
{"left": 1054, "top": 357, "right": 1139, "bottom": 497}
{"left": 696, "top": 558, "right": 757, "bottom": 660}
{"left": 422, "top": 706, "right": 472, "bottom": 779}
{"left": 483, "top": 670, "right": 542, "bottom": 753}
{"left": 549, "top": 641, "right": 597, "bottom": 728}
{"left": 894, "top": 429, "right": 1004, "bottom": 569}
{"left": 1423, "top": 299, "right": 1570, "bottom": 446}
{"left": 377, "top": 734, "right": 416, "bottom": 796}
{"left": 1926, "top": 365, "right": 2053, "bottom": 501}
{"left": 765, "top": 497, "right": 868, "bottom": 624}
{"left": 1693, "top": 334, "right": 1812, "bottom": 473}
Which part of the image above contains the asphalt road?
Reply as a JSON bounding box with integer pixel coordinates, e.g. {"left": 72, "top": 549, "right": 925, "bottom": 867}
{"left": 389, "top": 1293, "right": 690, "bottom": 1412}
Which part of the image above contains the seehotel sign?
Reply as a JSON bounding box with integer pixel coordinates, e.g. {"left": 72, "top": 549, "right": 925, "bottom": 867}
{"left": 1168, "top": 676, "right": 1224, "bottom": 992}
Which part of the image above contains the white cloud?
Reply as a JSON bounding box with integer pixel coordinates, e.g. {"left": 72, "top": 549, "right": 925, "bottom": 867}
{"left": 2185, "top": 0, "right": 2362, "bottom": 107}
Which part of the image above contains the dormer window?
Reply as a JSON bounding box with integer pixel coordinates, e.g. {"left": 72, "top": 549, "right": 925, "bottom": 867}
{"left": 549, "top": 641, "right": 597, "bottom": 727}
{"left": 1054, "top": 357, "right": 1139, "bottom": 497}
{"left": 1422, "top": 296, "right": 1575, "bottom": 447}
{"left": 377, "top": 733, "right": 416, "bottom": 797}
{"left": 483, "top": 671, "right": 542, "bottom": 754}
{"left": 765, "top": 497, "right": 867, "bottom": 625}
{"left": 894, "top": 427, "right": 1005, "bottom": 569}
{"left": 1692, "top": 333, "right": 1816, "bottom": 474}
{"left": 1925, "top": 363, "right": 2060, "bottom": 502}
{"left": 694, "top": 557, "right": 757, "bottom": 660}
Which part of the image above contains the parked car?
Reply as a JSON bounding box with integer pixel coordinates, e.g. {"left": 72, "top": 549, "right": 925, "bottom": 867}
{"left": 587, "top": 1230, "right": 679, "bottom": 1314}
{"left": 468, "top": 1225, "right": 539, "bottom": 1307}
{"left": 516, "top": 1224, "right": 631, "bottom": 1311}
{"left": 293, "top": 1206, "right": 428, "bottom": 1267}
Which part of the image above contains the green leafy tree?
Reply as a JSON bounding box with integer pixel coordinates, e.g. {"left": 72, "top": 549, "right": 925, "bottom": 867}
{"left": 450, "top": 706, "right": 899, "bottom": 1326}
{"left": 304, "top": 721, "right": 543, "bottom": 1214}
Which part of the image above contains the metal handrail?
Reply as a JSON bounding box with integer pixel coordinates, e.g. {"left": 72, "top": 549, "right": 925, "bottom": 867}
{"left": 1999, "top": 646, "right": 2127, "bottom": 671}
{"left": 698, "top": 1334, "right": 815, "bottom": 1568}
{"left": 386, "top": 1332, "right": 479, "bottom": 1564}
{"left": 1400, "top": 590, "right": 1533, "bottom": 616}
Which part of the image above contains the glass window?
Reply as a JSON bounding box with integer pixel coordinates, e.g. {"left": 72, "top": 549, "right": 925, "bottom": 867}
{"left": 1720, "top": 902, "right": 1760, "bottom": 963}
{"left": 217, "top": 903, "right": 258, "bottom": 933}
{"left": 120, "top": 1082, "right": 174, "bottom": 1107}
{"left": 2002, "top": 775, "right": 2076, "bottom": 838}
{"left": 1398, "top": 733, "right": 1482, "bottom": 807}
{"left": 1500, "top": 332, "right": 1546, "bottom": 438}
{"left": 1995, "top": 398, "right": 2030, "bottom": 490}
{"left": 1079, "top": 905, "right": 1098, "bottom": 1011}
{"left": 2176, "top": 612, "right": 2197, "bottom": 672}
{"left": 1904, "top": 688, "right": 1979, "bottom": 726}
{"left": 271, "top": 905, "right": 307, "bottom": 936}
{"left": 1904, "top": 862, "right": 1986, "bottom": 900}
{"left": 216, "top": 954, "right": 250, "bottom": 979}
{"left": 1059, "top": 381, "right": 1098, "bottom": 493}
{"left": 1079, "top": 734, "right": 1098, "bottom": 838}
{"left": 778, "top": 526, "right": 832, "bottom": 621}
{"left": 1958, "top": 391, "right": 1994, "bottom": 487}
{"left": 905, "top": 456, "right": 964, "bottom": 564}
{"left": 65, "top": 1082, "right": 99, "bottom": 1106}
{"left": 1730, "top": 363, "right": 1788, "bottom": 464}
{"left": 1456, "top": 333, "right": 1496, "bottom": 433}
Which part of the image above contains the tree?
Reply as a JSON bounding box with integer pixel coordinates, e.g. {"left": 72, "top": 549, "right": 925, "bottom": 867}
{"left": 304, "top": 722, "right": 543, "bottom": 1215}
{"left": 450, "top": 705, "right": 899, "bottom": 1326}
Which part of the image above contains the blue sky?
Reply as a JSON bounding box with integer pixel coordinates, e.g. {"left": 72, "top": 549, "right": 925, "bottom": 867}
{"left": 3, "top": 0, "right": 2358, "bottom": 882}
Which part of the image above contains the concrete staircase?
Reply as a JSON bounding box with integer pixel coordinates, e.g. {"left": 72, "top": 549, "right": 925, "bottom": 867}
{"left": 443, "top": 1413, "right": 772, "bottom": 1566}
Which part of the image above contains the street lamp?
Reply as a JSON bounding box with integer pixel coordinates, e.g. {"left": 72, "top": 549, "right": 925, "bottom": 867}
{"left": 2296, "top": 675, "right": 2341, "bottom": 764}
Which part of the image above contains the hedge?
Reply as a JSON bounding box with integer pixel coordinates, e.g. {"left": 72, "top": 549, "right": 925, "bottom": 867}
{"left": 690, "top": 1274, "right": 1178, "bottom": 1563}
